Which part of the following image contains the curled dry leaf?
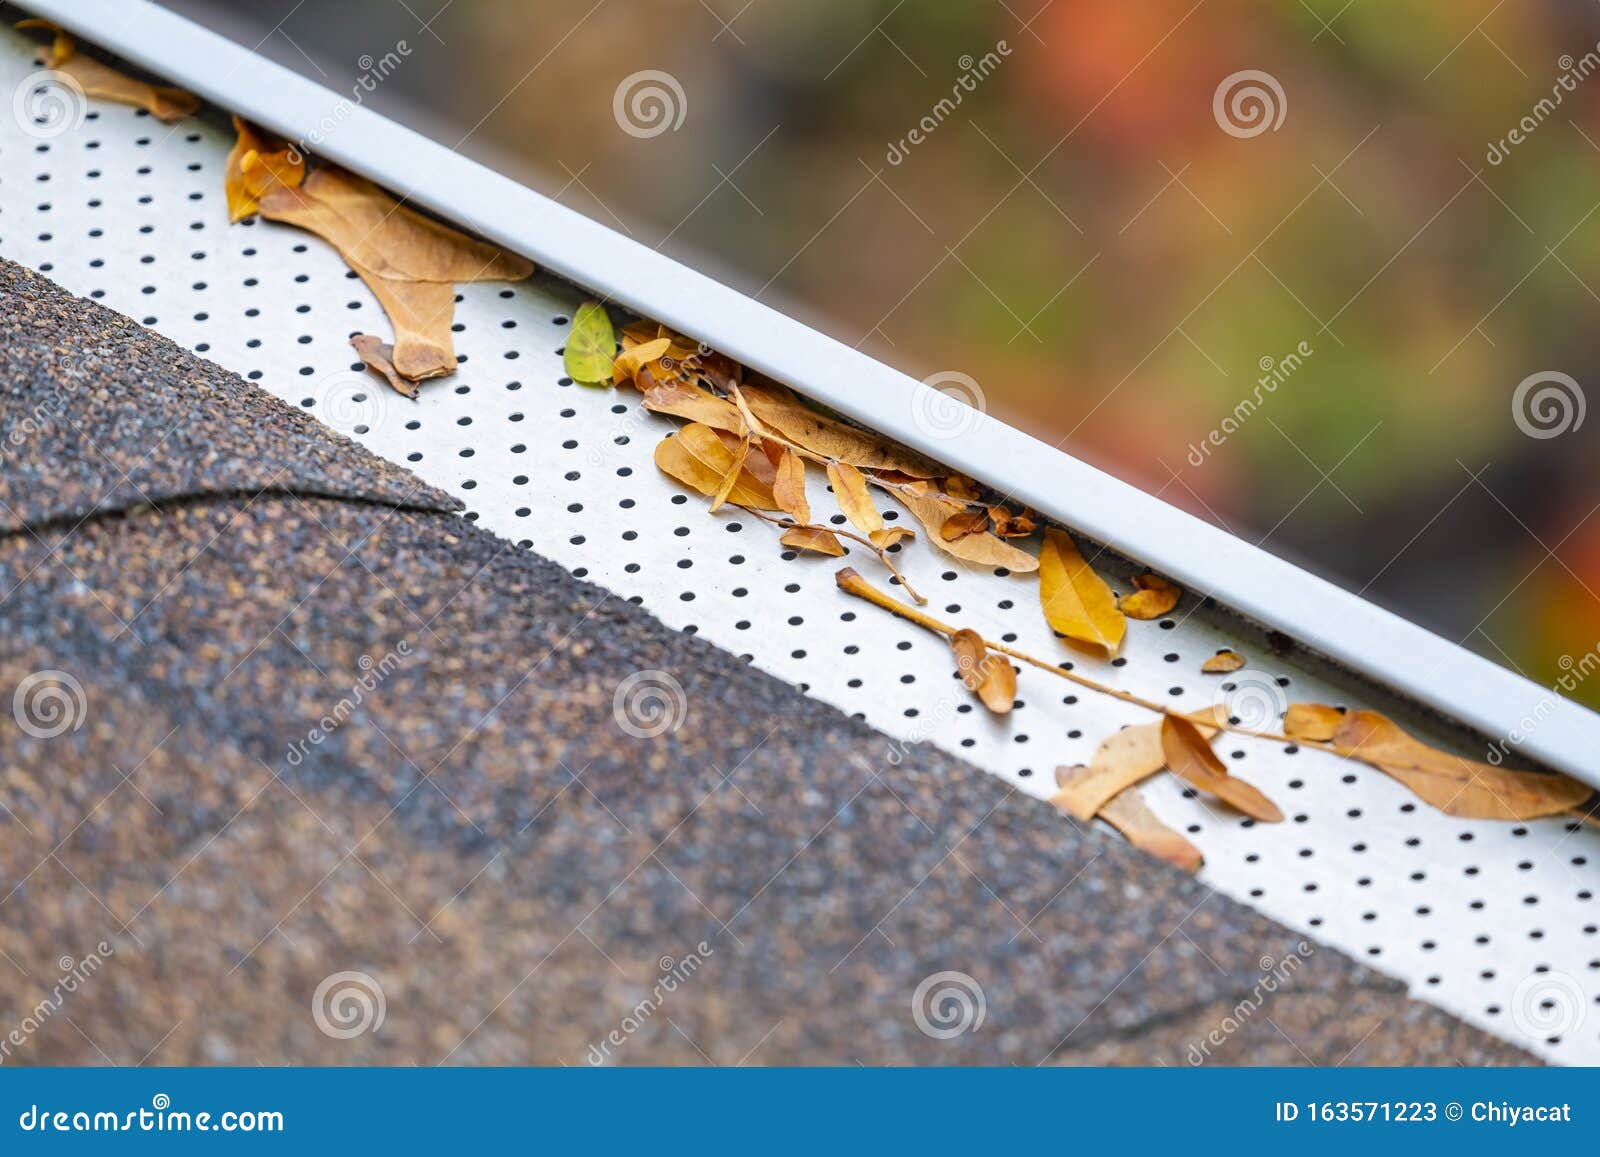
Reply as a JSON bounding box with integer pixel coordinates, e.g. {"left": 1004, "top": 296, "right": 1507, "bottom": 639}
{"left": 1201, "top": 650, "right": 1247, "bottom": 674}
{"left": 563, "top": 301, "right": 617, "bottom": 387}
{"left": 771, "top": 446, "right": 810, "bottom": 522}
{"left": 225, "top": 117, "right": 304, "bottom": 222}
{"left": 988, "top": 506, "right": 1036, "bottom": 538}
{"left": 654, "top": 424, "right": 778, "bottom": 510}
{"left": 1119, "top": 573, "right": 1180, "bottom": 620}
{"left": 1039, "top": 528, "right": 1125, "bottom": 656}
{"left": 22, "top": 22, "right": 199, "bottom": 122}
{"left": 350, "top": 334, "right": 415, "bottom": 400}
{"left": 1050, "top": 707, "right": 1226, "bottom": 821}
{"left": 611, "top": 336, "right": 673, "bottom": 386}
{"left": 1160, "top": 715, "right": 1284, "bottom": 822}
{"left": 940, "top": 508, "right": 991, "bottom": 542}
{"left": 779, "top": 526, "right": 846, "bottom": 556}
{"left": 950, "top": 628, "right": 1016, "bottom": 715}
{"left": 1283, "top": 705, "right": 1591, "bottom": 820}
{"left": 709, "top": 437, "right": 752, "bottom": 513}
{"left": 870, "top": 527, "right": 914, "bottom": 550}
{"left": 1054, "top": 772, "right": 1202, "bottom": 873}
{"left": 896, "top": 490, "right": 1039, "bottom": 572}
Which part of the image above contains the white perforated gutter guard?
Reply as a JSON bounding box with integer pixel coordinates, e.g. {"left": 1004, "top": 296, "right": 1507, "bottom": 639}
{"left": 20, "top": 0, "right": 1600, "bottom": 788}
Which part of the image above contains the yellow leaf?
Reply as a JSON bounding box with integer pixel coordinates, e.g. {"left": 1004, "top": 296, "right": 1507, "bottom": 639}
{"left": 950, "top": 628, "right": 1015, "bottom": 715}
{"left": 709, "top": 437, "right": 751, "bottom": 513}
{"left": 1201, "top": 650, "right": 1246, "bottom": 674}
{"left": 563, "top": 301, "right": 616, "bottom": 386}
{"left": 1039, "top": 528, "right": 1125, "bottom": 655}
{"left": 772, "top": 447, "right": 810, "bottom": 523}
{"left": 1160, "top": 715, "right": 1283, "bottom": 822}
{"left": 1284, "top": 705, "right": 1591, "bottom": 820}
{"left": 870, "top": 527, "right": 914, "bottom": 549}
{"left": 896, "top": 491, "right": 1038, "bottom": 573}
{"left": 826, "top": 461, "right": 884, "bottom": 537}
{"left": 1120, "top": 573, "right": 1180, "bottom": 620}
{"left": 780, "top": 526, "right": 846, "bottom": 556}
{"left": 612, "top": 337, "right": 672, "bottom": 385}
{"left": 654, "top": 425, "right": 778, "bottom": 510}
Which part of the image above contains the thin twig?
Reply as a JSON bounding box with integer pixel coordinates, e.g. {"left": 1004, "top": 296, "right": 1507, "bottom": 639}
{"left": 741, "top": 508, "right": 926, "bottom": 604}
{"left": 835, "top": 566, "right": 1316, "bottom": 750}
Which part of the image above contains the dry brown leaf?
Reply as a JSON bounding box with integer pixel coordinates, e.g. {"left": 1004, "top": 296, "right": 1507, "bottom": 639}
{"left": 1282, "top": 703, "right": 1344, "bottom": 741}
{"left": 350, "top": 334, "right": 416, "bottom": 399}
{"left": 779, "top": 526, "right": 846, "bottom": 556}
{"left": 225, "top": 118, "right": 304, "bottom": 222}
{"left": 1120, "top": 573, "right": 1181, "bottom": 620}
{"left": 1284, "top": 705, "right": 1591, "bottom": 820}
{"left": 1039, "top": 528, "right": 1125, "bottom": 656}
{"left": 1161, "top": 715, "right": 1283, "bottom": 822}
{"left": 1090, "top": 783, "right": 1204, "bottom": 872}
{"left": 263, "top": 168, "right": 531, "bottom": 284}
{"left": 950, "top": 628, "right": 1016, "bottom": 715}
{"left": 870, "top": 527, "right": 914, "bottom": 549}
{"left": 1201, "top": 650, "right": 1247, "bottom": 674}
{"left": 25, "top": 25, "right": 199, "bottom": 122}
{"left": 826, "top": 461, "right": 885, "bottom": 537}
{"left": 989, "top": 506, "right": 1037, "bottom": 538}
{"left": 611, "top": 337, "right": 673, "bottom": 385}
{"left": 640, "top": 373, "right": 747, "bottom": 435}
{"left": 940, "top": 509, "right": 990, "bottom": 542}
{"left": 772, "top": 446, "right": 810, "bottom": 523}
{"left": 740, "top": 383, "right": 942, "bottom": 477}
{"left": 896, "top": 491, "right": 1039, "bottom": 573}
{"left": 350, "top": 265, "right": 459, "bottom": 380}
{"left": 1050, "top": 708, "right": 1226, "bottom": 820}
{"left": 654, "top": 424, "right": 778, "bottom": 510}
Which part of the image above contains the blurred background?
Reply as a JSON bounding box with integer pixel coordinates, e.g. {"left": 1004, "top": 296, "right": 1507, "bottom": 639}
{"left": 163, "top": 0, "right": 1600, "bottom": 708}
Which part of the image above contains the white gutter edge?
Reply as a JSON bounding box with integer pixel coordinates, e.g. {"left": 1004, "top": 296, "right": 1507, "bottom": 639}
{"left": 24, "top": 0, "right": 1599, "bottom": 787}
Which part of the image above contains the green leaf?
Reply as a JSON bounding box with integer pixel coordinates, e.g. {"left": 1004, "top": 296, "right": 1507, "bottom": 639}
{"left": 563, "top": 300, "right": 616, "bottom": 386}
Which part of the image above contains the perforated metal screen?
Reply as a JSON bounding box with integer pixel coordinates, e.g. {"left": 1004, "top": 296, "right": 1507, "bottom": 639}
{"left": 1, "top": 29, "right": 1596, "bottom": 1064}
